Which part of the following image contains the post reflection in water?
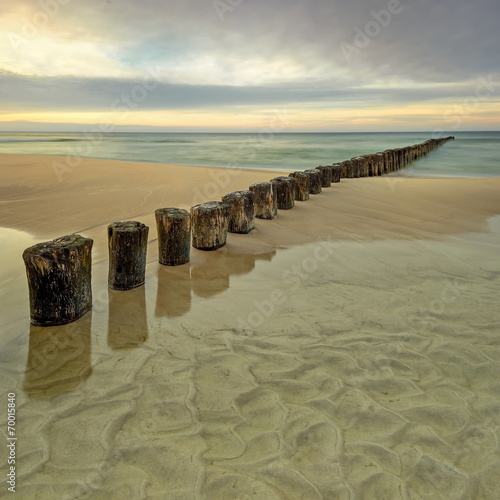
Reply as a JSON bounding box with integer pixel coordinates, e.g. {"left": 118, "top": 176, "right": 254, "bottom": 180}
{"left": 154, "top": 249, "right": 277, "bottom": 318}
{"left": 155, "top": 262, "right": 192, "bottom": 318}
{"left": 108, "top": 286, "right": 148, "bottom": 349}
{"left": 190, "top": 251, "right": 231, "bottom": 299}
{"left": 23, "top": 314, "right": 92, "bottom": 399}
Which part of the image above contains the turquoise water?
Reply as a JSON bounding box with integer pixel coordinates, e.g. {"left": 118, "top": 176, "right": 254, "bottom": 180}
{"left": 0, "top": 131, "right": 498, "bottom": 177}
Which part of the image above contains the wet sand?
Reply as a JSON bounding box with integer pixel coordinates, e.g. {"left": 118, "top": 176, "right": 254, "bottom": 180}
{"left": 1, "top": 154, "right": 500, "bottom": 499}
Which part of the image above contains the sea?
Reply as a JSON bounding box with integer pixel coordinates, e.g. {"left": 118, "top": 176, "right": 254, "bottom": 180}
{"left": 0, "top": 130, "right": 498, "bottom": 177}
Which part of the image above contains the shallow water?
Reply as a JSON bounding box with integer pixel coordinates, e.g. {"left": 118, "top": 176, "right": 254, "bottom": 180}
{"left": 1, "top": 131, "right": 499, "bottom": 177}
{"left": 1, "top": 217, "right": 499, "bottom": 499}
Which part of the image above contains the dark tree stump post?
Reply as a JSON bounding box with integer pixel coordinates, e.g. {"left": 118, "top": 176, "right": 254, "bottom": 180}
{"left": 108, "top": 221, "right": 149, "bottom": 290}
{"left": 249, "top": 182, "right": 277, "bottom": 219}
{"left": 289, "top": 172, "right": 309, "bottom": 201}
{"left": 349, "top": 158, "right": 360, "bottom": 178}
{"left": 315, "top": 166, "right": 332, "bottom": 187}
{"left": 375, "top": 153, "right": 384, "bottom": 175}
{"left": 191, "top": 201, "right": 230, "bottom": 250}
{"left": 340, "top": 160, "right": 352, "bottom": 178}
{"left": 331, "top": 165, "right": 342, "bottom": 183}
{"left": 155, "top": 208, "right": 191, "bottom": 266}
{"left": 23, "top": 234, "right": 93, "bottom": 326}
{"left": 271, "top": 176, "right": 295, "bottom": 210}
{"left": 358, "top": 156, "right": 370, "bottom": 177}
{"left": 304, "top": 169, "right": 322, "bottom": 194}
{"left": 222, "top": 190, "right": 255, "bottom": 234}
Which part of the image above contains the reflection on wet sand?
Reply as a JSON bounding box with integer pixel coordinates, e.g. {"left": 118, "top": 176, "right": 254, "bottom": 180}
{"left": 23, "top": 314, "right": 92, "bottom": 399}
{"left": 108, "top": 287, "right": 148, "bottom": 349}
{"left": 155, "top": 263, "right": 192, "bottom": 318}
{"left": 154, "top": 249, "right": 277, "bottom": 315}
{"left": 190, "top": 249, "right": 276, "bottom": 299}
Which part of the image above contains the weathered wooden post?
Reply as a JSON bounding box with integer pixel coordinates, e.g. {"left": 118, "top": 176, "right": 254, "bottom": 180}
{"left": 249, "top": 181, "right": 277, "bottom": 219}
{"left": 402, "top": 147, "right": 408, "bottom": 167}
{"left": 304, "top": 169, "right": 322, "bottom": 194}
{"left": 340, "top": 160, "right": 352, "bottom": 178}
{"left": 155, "top": 208, "right": 191, "bottom": 266}
{"left": 23, "top": 234, "right": 93, "bottom": 326}
{"left": 315, "top": 166, "right": 332, "bottom": 187}
{"left": 382, "top": 151, "right": 392, "bottom": 174}
{"left": 374, "top": 153, "right": 384, "bottom": 175}
{"left": 331, "top": 164, "right": 342, "bottom": 183}
{"left": 271, "top": 176, "right": 295, "bottom": 210}
{"left": 191, "top": 201, "right": 230, "bottom": 250}
{"left": 108, "top": 221, "right": 149, "bottom": 290}
{"left": 289, "top": 172, "right": 309, "bottom": 201}
{"left": 356, "top": 157, "right": 368, "bottom": 177}
{"left": 349, "top": 158, "right": 360, "bottom": 178}
{"left": 221, "top": 190, "right": 255, "bottom": 233}
{"left": 394, "top": 149, "right": 403, "bottom": 171}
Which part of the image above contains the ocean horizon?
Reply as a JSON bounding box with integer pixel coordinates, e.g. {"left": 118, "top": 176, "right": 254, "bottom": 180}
{"left": 1, "top": 130, "right": 499, "bottom": 178}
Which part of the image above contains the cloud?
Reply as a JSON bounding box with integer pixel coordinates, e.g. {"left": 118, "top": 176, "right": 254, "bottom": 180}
{"left": 3, "top": 0, "right": 499, "bottom": 85}
{"left": 1, "top": 0, "right": 499, "bottom": 130}
{"left": 1, "top": 70, "right": 495, "bottom": 114}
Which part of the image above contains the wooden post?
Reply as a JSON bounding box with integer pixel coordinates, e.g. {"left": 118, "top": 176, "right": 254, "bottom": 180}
{"left": 340, "top": 160, "right": 352, "bottom": 178}
{"left": 222, "top": 190, "right": 256, "bottom": 233}
{"left": 289, "top": 172, "right": 309, "bottom": 201}
{"left": 355, "top": 157, "right": 368, "bottom": 177}
{"left": 304, "top": 169, "right": 322, "bottom": 194}
{"left": 191, "top": 201, "right": 230, "bottom": 250}
{"left": 394, "top": 149, "right": 403, "bottom": 171}
{"left": 349, "top": 158, "right": 360, "bottom": 178}
{"left": 108, "top": 221, "right": 149, "bottom": 290}
{"left": 249, "top": 181, "right": 277, "bottom": 219}
{"left": 155, "top": 208, "right": 191, "bottom": 266}
{"left": 331, "top": 164, "right": 342, "bottom": 183}
{"left": 374, "top": 154, "right": 384, "bottom": 175}
{"left": 23, "top": 234, "right": 93, "bottom": 326}
{"left": 271, "top": 176, "right": 295, "bottom": 210}
{"left": 315, "top": 166, "right": 332, "bottom": 187}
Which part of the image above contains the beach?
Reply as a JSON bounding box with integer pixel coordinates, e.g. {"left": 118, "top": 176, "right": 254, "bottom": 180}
{"left": 1, "top": 153, "right": 500, "bottom": 499}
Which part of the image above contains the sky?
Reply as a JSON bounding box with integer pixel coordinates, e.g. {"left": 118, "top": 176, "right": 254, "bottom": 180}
{"left": 0, "top": 0, "right": 499, "bottom": 132}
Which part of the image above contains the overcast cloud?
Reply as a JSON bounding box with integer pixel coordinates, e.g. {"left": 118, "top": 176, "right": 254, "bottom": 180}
{"left": 1, "top": 0, "right": 499, "bottom": 130}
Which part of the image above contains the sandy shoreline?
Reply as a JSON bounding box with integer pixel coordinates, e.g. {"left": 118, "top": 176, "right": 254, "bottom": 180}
{"left": 1, "top": 153, "right": 500, "bottom": 499}
{"left": 2, "top": 153, "right": 500, "bottom": 242}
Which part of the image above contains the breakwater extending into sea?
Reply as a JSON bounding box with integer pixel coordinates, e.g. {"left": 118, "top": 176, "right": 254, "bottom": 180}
{"left": 1, "top": 131, "right": 497, "bottom": 177}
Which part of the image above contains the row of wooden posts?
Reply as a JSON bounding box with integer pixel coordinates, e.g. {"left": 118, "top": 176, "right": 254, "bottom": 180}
{"left": 23, "top": 136, "right": 454, "bottom": 326}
